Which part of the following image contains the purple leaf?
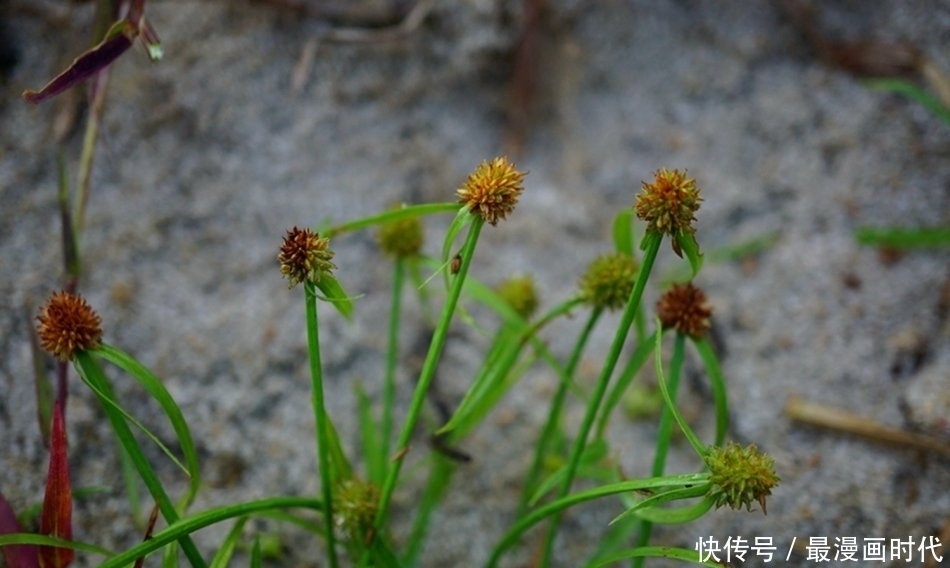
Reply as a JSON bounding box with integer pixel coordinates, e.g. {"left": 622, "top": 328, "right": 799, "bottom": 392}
{"left": 38, "top": 400, "right": 73, "bottom": 568}
{"left": 0, "top": 491, "right": 39, "bottom": 568}
{"left": 22, "top": 20, "right": 136, "bottom": 105}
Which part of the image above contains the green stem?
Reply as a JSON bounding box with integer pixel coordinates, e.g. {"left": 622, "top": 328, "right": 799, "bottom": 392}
{"left": 360, "top": 219, "right": 484, "bottom": 567}
{"left": 73, "top": 352, "right": 207, "bottom": 568}
{"left": 694, "top": 338, "right": 729, "bottom": 446}
{"left": 304, "top": 282, "right": 339, "bottom": 568}
{"left": 486, "top": 473, "right": 710, "bottom": 568}
{"left": 381, "top": 258, "right": 406, "bottom": 479}
{"left": 537, "top": 233, "right": 662, "bottom": 568}
{"left": 519, "top": 307, "right": 602, "bottom": 514}
{"left": 633, "top": 332, "right": 685, "bottom": 568}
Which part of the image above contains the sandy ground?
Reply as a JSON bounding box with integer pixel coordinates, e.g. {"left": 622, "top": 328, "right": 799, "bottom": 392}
{"left": 2, "top": 1, "right": 950, "bottom": 567}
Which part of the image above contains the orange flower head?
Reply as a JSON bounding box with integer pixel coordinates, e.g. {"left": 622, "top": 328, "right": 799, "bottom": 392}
{"left": 634, "top": 168, "right": 702, "bottom": 241}
{"left": 456, "top": 156, "right": 526, "bottom": 226}
{"left": 36, "top": 291, "right": 103, "bottom": 360}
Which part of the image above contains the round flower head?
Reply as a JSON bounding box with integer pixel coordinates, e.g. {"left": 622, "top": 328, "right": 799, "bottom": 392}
{"left": 36, "top": 291, "right": 103, "bottom": 360}
{"left": 706, "top": 442, "right": 780, "bottom": 514}
{"left": 656, "top": 282, "right": 713, "bottom": 339}
{"left": 496, "top": 275, "right": 539, "bottom": 319}
{"left": 635, "top": 169, "right": 702, "bottom": 255}
{"left": 456, "top": 156, "right": 526, "bottom": 226}
{"left": 334, "top": 478, "right": 380, "bottom": 545}
{"left": 377, "top": 205, "right": 424, "bottom": 258}
{"left": 578, "top": 252, "right": 639, "bottom": 311}
{"left": 278, "top": 227, "right": 336, "bottom": 288}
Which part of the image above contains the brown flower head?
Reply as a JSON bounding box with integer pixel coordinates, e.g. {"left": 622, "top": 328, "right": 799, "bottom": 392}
{"left": 376, "top": 206, "right": 424, "bottom": 258}
{"left": 706, "top": 442, "right": 780, "bottom": 514}
{"left": 36, "top": 291, "right": 103, "bottom": 360}
{"left": 456, "top": 156, "right": 526, "bottom": 226}
{"left": 334, "top": 478, "right": 380, "bottom": 545}
{"left": 496, "top": 275, "right": 539, "bottom": 319}
{"left": 634, "top": 168, "right": 702, "bottom": 242}
{"left": 578, "top": 252, "right": 639, "bottom": 312}
{"left": 656, "top": 282, "right": 713, "bottom": 339}
{"left": 278, "top": 227, "right": 336, "bottom": 288}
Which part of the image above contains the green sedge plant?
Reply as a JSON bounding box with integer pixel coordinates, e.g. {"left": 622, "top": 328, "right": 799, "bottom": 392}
{"left": 1, "top": 161, "right": 781, "bottom": 568}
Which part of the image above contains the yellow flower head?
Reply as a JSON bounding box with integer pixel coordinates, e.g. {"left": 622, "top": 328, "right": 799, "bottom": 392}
{"left": 456, "top": 156, "right": 526, "bottom": 226}
{"left": 37, "top": 291, "right": 103, "bottom": 360}
{"left": 634, "top": 168, "right": 702, "bottom": 247}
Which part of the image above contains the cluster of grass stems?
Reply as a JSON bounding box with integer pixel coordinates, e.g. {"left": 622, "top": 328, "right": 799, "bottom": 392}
{"left": 2, "top": 2, "right": 784, "bottom": 566}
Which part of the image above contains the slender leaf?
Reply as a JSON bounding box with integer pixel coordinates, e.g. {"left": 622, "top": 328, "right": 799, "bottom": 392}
{"left": 208, "top": 517, "right": 249, "bottom": 568}
{"left": 612, "top": 208, "right": 635, "bottom": 256}
{"left": 314, "top": 274, "right": 355, "bottom": 320}
{"left": 609, "top": 484, "right": 711, "bottom": 525}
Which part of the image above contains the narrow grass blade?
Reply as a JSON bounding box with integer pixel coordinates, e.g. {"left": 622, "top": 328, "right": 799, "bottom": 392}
{"left": 693, "top": 338, "right": 729, "bottom": 446}
{"left": 96, "top": 498, "right": 323, "bottom": 568}
{"left": 612, "top": 208, "right": 636, "bottom": 256}
{"left": 208, "top": 517, "right": 249, "bottom": 568}
{"left": 91, "top": 345, "right": 201, "bottom": 507}
{"left": 609, "top": 484, "right": 711, "bottom": 526}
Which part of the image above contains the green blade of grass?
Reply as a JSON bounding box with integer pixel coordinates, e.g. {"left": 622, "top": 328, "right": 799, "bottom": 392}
{"left": 593, "top": 545, "right": 727, "bottom": 567}
{"left": 208, "top": 518, "right": 249, "bottom": 568}
{"left": 96, "top": 497, "right": 323, "bottom": 568}
{"left": 93, "top": 344, "right": 201, "bottom": 509}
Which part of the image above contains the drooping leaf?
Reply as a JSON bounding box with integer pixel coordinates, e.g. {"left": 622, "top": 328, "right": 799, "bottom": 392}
{"left": 22, "top": 20, "right": 136, "bottom": 105}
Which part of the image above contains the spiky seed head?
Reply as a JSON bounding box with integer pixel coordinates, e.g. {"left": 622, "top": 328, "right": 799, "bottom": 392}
{"left": 706, "top": 442, "right": 780, "bottom": 514}
{"left": 578, "top": 252, "right": 639, "bottom": 311}
{"left": 36, "top": 291, "right": 103, "bottom": 360}
{"left": 496, "top": 275, "right": 539, "bottom": 319}
{"left": 334, "top": 478, "right": 380, "bottom": 545}
{"left": 278, "top": 227, "right": 336, "bottom": 288}
{"left": 634, "top": 168, "right": 702, "bottom": 247}
{"left": 456, "top": 156, "right": 526, "bottom": 226}
{"left": 377, "top": 206, "right": 424, "bottom": 258}
{"left": 656, "top": 282, "right": 713, "bottom": 339}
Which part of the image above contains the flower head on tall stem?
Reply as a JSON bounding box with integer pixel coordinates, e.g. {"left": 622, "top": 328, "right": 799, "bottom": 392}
{"left": 36, "top": 291, "right": 102, "bottom": 360}
{"left": 656, "top": 282, "right": 713, "bottom": 339}
{"left": 706, "top": 442, "right": 780, "bottom": 514}
{"left": 496, "top": 275, "right": 539, "bottom": 319}
{"left": 377, "top": 206, "right": 424, "bottom": 258}
{"left": 456, "top": 156, "right": 526, "bottom": 226}
{"left": 635, "top": 168, "right": 702, "bottom": 256}
{"left": 577, "top": 252, "right": 638, "bottom": 312}
{"left": 278, "top": 227, "right": 336, "bottom": 288}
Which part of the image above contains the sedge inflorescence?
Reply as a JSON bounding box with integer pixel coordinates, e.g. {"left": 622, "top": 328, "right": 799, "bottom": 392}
{"left": 634, "top": 168, "right": 702, "bottom": 254}
{"left": 278, "top": 227, "right": 336, "bottom": 288}
{"left": 456, "top": 156, "right": 526, "bottom": 226}
{"left": 578, "top": 252, "right": 638, "bottom": 312}
{"left": 496, "top": 275, "right": 539, "bottom": 320}
{"left": 706, "top": 442, "right": 780, "bottom": 514}
{"left": 334, "top": 478, "right": 381, "bottom": 545}
{"left": 656, "top": 282, "right": 713, "bottom": 339}
{"left": 377, "top": 206, "right": 424, "bottom": 258}
{"left": 36, "top": 291, "right": 103, "bottom": 360}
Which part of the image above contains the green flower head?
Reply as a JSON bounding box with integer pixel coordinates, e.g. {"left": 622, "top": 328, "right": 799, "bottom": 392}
{"left": 578, "top": 252, "right": 638, "bottom": 311}
{"left": 706, "top": 442, "right": 780, "bottom": 514}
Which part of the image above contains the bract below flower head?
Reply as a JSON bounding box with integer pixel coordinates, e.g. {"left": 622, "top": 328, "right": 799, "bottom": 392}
{"left": 37, "top": 291, "right": 103, "bottom": 360}
{"left": 278, "top": 227, "right": 336, "bottom": 288}
{"left": 456, "top": 156, "right": 526, "bottom": 226}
